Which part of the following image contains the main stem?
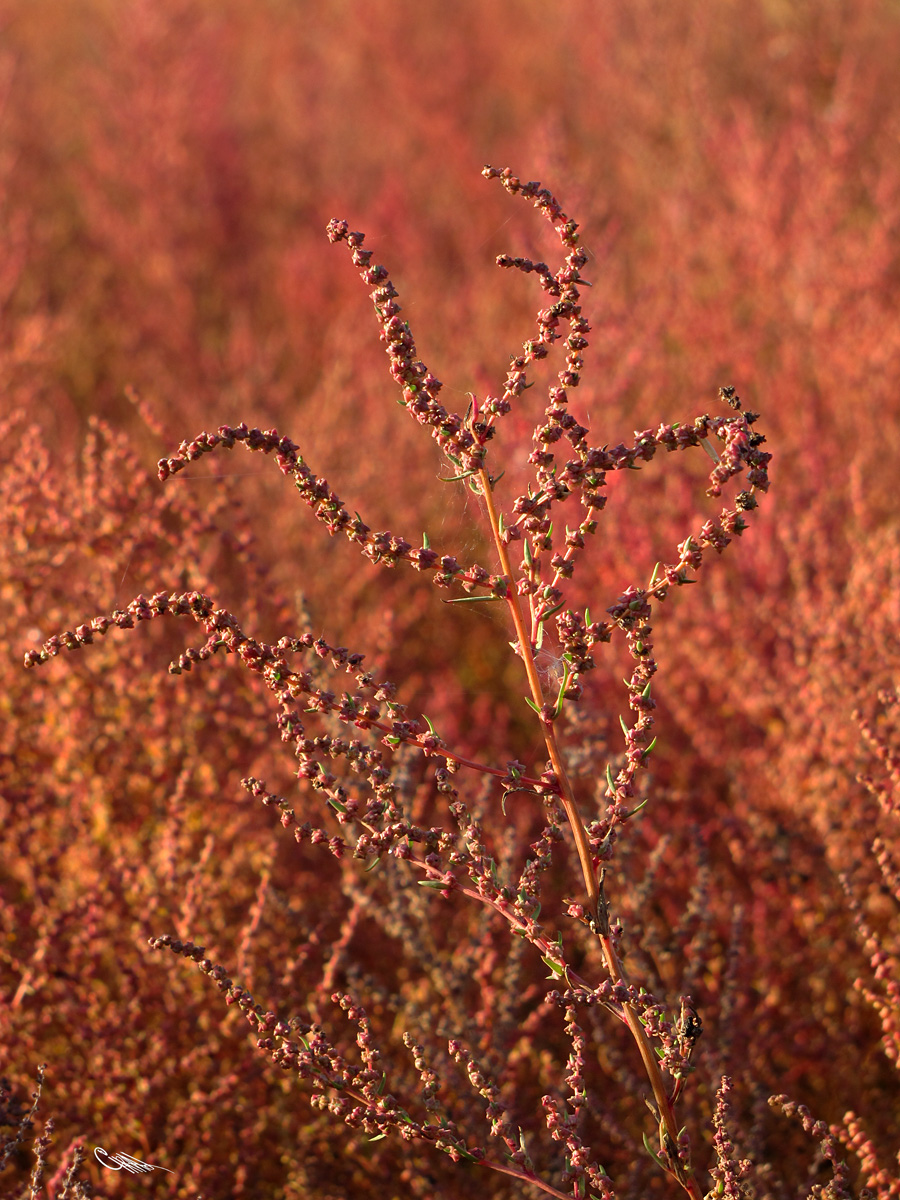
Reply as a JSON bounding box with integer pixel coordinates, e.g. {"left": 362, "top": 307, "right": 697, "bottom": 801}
{"left": 477, "top": 470, "right": 600, "bottom": 922}
{"left": 477, "top": 468, "right": 703, "bottom": 1200}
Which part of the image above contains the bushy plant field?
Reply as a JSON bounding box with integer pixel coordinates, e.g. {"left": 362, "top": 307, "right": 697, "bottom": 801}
{"left": 1, "top": 2, "right": 898, "bottom": 1197}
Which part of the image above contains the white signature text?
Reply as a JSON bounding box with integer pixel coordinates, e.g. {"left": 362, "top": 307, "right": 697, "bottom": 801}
{"left": 94, "top": 1147, "right": 174, "bottom": 1175}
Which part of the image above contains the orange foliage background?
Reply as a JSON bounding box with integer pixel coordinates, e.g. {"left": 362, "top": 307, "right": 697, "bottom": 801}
{"left": 2, "top": 1, "right": 899, "bottom": 1197}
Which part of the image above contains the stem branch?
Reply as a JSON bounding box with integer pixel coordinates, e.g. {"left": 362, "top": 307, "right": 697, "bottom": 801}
{"left": 477, "top": 466, "right": 703, "bottom": 1200}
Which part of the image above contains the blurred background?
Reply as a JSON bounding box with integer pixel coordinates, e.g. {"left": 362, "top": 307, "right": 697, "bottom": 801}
{"left": 2, "top": 0, "right": 899, "bottom": 1196}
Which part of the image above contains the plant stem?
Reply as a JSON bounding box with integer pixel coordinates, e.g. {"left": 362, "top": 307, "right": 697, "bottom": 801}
{"left": 477, "top": 469, "right": 600, "bottom": 921}
{"left": 477, "top": 467, "right": 703, "bottom": 1200}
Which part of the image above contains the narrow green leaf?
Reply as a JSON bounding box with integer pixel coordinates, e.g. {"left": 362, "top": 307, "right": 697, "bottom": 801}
{"left": 649, "top": 561, "right": 661, "bottom": 588}
{"left": 542, "top": 955, "right": 565, "bottom": 977}
{"left": 437, "top": 467, "right": 479, "bottom": 483}
{"left": 553, "top": 657, "right": 572, "bottom": 718}
{"left": 453, "top": 1146, "right": 478, "bottom": 1163}
{"left": 368, "top": 1133, "right": 388, "bottom": 1142}
{"left": 524, "top": 696, "right": 542, "bottom": 715}
{"left": 417, "top": 880, "right": 446, "bottom": 890}
{"left": 606, "top": 764, "right": 616, "bottom": 793}
{"left": 365, "top": 856, "right": 382, "bottom": 872}
{"left": 443, "top": 594, "right": 503, "bottom": 604}
{"left": 620, "top": 715, "right": 629, "bottom": 736}
{"left": 422, "top": 532, "right": 431, "bottom": 549}
{"left": 539, "top": 598, "right": 566, "bottom": 621}
{"left": 423, "top": 714, "right": 436, "bottom": 734}
{"left": 642, "top": 1131, "right": 668, "bottom": 1171}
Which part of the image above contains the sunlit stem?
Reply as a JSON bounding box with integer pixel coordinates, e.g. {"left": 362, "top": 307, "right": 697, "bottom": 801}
{"left": 477, "top": 464, "right": 703, "bottom": 1200}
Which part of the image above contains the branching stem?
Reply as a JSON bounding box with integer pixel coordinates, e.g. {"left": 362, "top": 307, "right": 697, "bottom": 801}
{"left": 478, "top": 466, "right": 703, "bottom": 1200}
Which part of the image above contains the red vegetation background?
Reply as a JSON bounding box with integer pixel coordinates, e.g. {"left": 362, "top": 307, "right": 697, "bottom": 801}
{"left": 2, "top": 0, "right": 899, "bottom": 1196}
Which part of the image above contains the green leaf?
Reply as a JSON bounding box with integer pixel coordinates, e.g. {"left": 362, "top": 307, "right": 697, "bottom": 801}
{"left": 443, "top": 594, "right": 503, "bottom": 604}
{"left": 553, "top": 657, "right": 572, "bottom": 718}
{"left": 368, "top": 1133, "right": 388, "bottom": 1142}
{"left": 542, "top": 955, "right": 566, "bottom": 977}
{"left": 606, "top": 764, "right": 616, "bottom": 793}
{"left": 620, "top": 715, "right": 629, "bottom": 736}
{"left": 437, "top": 467, "right": 479, "bottom": 483}
{"left": 539, "top": 598, "right": 566, "bottom": 621}
{"left": 453, "top": 1146, "right": 479, "bottom": 1163}
{"left": 524, "top": 696, "right": 542, "bottom": 715}
{"left": 422, "top": 714, "right": 437, "bottom": 734}
{"left": 365, "top": 856, "right": 382, "bottom": 872}
{"left": 649, "top": 561, "right": 661, "bottom": 588}
{"left": 641, "top": 1131, "right": 668, "bottom": 1171}
{"left": 417, "top": 880, "right": 446, "bottom": 890}
{"left": 422, "top": 532, "right": 431, "bottom": 549}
